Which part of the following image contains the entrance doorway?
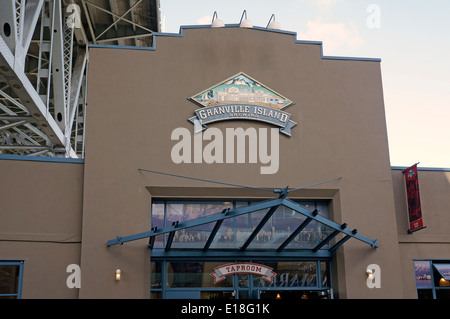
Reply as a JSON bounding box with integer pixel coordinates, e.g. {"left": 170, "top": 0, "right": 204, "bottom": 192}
{"left": 151, "top": 260, "right": 332, "bottom": 299}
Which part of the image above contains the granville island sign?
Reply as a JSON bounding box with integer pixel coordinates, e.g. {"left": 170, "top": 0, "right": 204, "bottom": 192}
{"left": 171, "top": 72, "right": 297, "bottom": 174}
{"left": 188, "top": 72, "right": 297, "bottom": 136}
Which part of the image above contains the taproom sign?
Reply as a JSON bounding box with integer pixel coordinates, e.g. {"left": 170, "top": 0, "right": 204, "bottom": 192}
{"left": 188, "top": 72, "right": 297, "bottom": 136}
{"left": 210, "top": 263, "right": 276, "bottom": 284}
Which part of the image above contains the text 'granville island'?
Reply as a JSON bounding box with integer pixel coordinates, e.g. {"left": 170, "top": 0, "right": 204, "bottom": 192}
{"left": 189, "top": 104, "right": 297, "bottom": 137}
{"left": 197, "top": 104, "right": 289, "bottom": 121}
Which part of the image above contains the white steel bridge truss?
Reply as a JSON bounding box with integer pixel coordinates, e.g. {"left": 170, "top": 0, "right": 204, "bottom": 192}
{"left": 0, "top": 0, "right": 159, "bottom": 158}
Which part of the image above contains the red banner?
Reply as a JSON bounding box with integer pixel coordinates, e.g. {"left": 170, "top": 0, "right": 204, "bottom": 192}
{"left": 403, "top": 164, "right": 425, "bottom": 233}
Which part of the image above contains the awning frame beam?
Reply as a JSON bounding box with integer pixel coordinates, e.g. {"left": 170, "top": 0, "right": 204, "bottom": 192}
{"left": 107, "top": 197, "right": 284, "bottom": 247}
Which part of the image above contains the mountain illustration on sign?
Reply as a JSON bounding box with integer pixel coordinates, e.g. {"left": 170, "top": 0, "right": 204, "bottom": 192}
{"left": 190, "top": 73, "right": 293, "bottom": 110}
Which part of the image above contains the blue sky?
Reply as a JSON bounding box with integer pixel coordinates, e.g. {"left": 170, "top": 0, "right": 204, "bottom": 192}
{"left": 160, "top": 0, "right": 450, "bottom": 168}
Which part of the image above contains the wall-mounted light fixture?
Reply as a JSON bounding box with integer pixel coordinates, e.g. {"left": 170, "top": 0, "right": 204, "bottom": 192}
{"left": 439, "top": 277, "right": 450, "bottom": 287}
{"left": 366, "top": 268, "right": 374, "bottom": 280}
{"left": 239, "top": 10, "right": 253, "bottom": 28}
{"left": 266, "top": 14, "right": 281, "bottom": 30}
{"left": 211, "top": 11, "right": 225, "bottom": 28}
{"left": 115, "top": 269, "right": 121, "bottom": 281}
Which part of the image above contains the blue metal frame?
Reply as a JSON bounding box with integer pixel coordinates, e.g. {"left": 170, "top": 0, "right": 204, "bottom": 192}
{"left": 107, "top": 194, "right": 379, "bottom": 257}
{"left": 150, "top": 249, "right": 333, "bottom": 260}
{"left": 0, "top": 260, "right": 24, "bottom": 299}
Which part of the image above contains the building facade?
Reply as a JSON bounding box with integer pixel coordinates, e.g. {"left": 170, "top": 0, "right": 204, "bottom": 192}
{"left": 1, "top": 24, "right": 450, "bottom": 300}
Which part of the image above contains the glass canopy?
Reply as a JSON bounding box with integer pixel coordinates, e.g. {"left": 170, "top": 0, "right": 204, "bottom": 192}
{"left": 107, "top": 194, "right": 379, "bottom": 257}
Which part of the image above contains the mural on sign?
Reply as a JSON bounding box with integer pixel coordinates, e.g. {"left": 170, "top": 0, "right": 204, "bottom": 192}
{"left": 188, "top": 73, "right": 297, "bottom": 136}
{"left": 190, "top": 73, "right": 293, "bottom": 109}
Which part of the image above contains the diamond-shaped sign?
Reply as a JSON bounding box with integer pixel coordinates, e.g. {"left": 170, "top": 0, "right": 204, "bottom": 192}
{"left": 188, "top": 72, "right": 297, "bottom": 136}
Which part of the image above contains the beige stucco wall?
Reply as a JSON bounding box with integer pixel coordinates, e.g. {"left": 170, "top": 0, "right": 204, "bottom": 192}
{"left": 0, "top": 158, "right": 83, "bottom": 298}
{"left": 2, "top": 27, "right": 448, "bottom": 300}
{"left": 392, "top": 169, "right": 450, "bottom": 298}
{"left": 80, "top": 26, "right": 403, "bottom": 298}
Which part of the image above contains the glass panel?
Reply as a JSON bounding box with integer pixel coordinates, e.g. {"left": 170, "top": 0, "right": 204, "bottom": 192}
{"left": 209, "top": 201, "right": 248, "bottom": 249}
{"left": 151, "top": 199, "right": 333, "bottom": 251}
{"left": 254, "top": 262, "right": 317, "bottom": 288}
{"left": 315, "top": 201, "right": 330, "bottom": 218}
{"left": 167, "top": 262, "right": 233, "bottom": 288}
{"left": 297, "top": 201, "right": 316, "bottom": 213}
{"left": 414, "top": 261, "right": 432, "bottom": 288}
{"left": 282, "top": 202, "right": 333, "bottom": 250}
{"left": 150, "top": 291, "right": 162, "bottom": 299}
{"left": 235, "top": 201, "right": 250, "bottom": 208}
{"left": 417, "top": 289, "right": 433, "bottom": 299}
{"left": 209, "top": 208, "right": 270, "bottom": 250}
{"left": 316, "top": 222, "right": 335, "bottom": 248}
{"left": 436, "top": 289, "right": 450, "bottom": 299}
{"left": 150, "top": 262, "right": 162, "bottom": 289}
{"left": 151, "top": 201, "right": 165, "bottom": 228}
{"left": 433, "top": 264, "right": 450, "bottom": 281}
{"left": 321, "top": 262, "right": 329, "bottom": 287}
{"left": 238, "top": 273, "right": 250, "bottom": 288}
{"left": 238, "top": 290, "right": 250, "bottom": 299}
{"left": 247, "top": 205, "right": 306, "bottom": 250}
{"left": 0, "top": 265, "right": 19, "bottom": 298}
{"left": 151, "top": 202, "right": 165, "bottom": 248}
{"left": 166, "top": 201, "right": 232, "bottom": 224}
{"left": 152, "top": 234, "right": 164, "bottom": 249}
{"left": 209, "top": 215, "right": 248, "bottom": 249}
{"left": 167, "top": 262, "right": 204, "bottom": 288}
{"left": 433, "top": 265, "right": 450, "bottom": 287}
{"left": 171, "top": 224, "right": 214, "bottom": 249}
{"left": 162, "top": 201, "right": 232, "bottom": 249}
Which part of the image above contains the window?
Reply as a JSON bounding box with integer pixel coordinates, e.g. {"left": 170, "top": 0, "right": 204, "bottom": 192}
{"left": 414, "top": 260, "right": 450, "bottom": 299}
{"left": 0, "top": 261, "right": 24, "bottom": 299}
